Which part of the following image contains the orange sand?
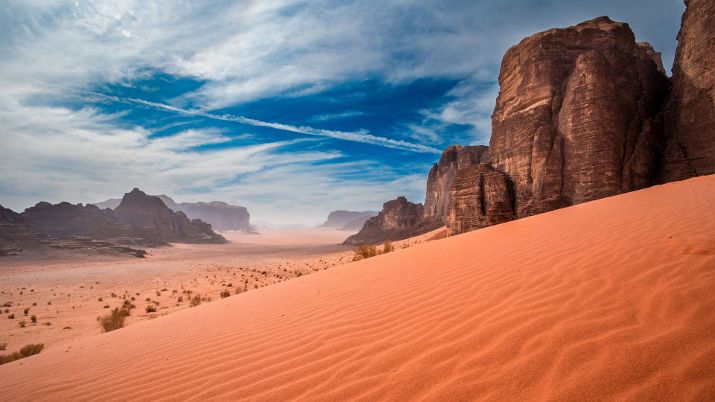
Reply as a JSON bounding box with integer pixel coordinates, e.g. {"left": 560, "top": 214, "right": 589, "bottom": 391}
{"left": 1, "top": 175, "right": 714, "bottom": 401}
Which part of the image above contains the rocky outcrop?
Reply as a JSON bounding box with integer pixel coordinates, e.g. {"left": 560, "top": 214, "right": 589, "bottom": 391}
{"left": 661, "top": 0, "right": 715, "bottom": 181}
{"left": 320, "top": 210, "right": 378, "bottom": 229}
{"left": 343, "top": 197, "right": 433, "bottom": 245}
{"left": 487, "top": 16, "right": 669, "bottom": 218}
{"left": 423, "top": 145, "right": 488, "bottom": 224}
{"left": 447, "top": 164, "right": 515, "bottom": 235}
{"left": 115, "top": 189, "right": 226, "bottom": 244}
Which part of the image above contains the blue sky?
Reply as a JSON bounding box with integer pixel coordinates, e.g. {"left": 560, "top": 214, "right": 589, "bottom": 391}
{"left": 0, "top": 0, "right": 684, "bottom": 225}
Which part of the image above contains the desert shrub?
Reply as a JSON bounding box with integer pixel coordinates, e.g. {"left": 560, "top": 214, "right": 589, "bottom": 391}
{"left": 7, "top": 314, "right": 14, "bottom": 319}
{"left": 220, "top": 290, "right": 231, "bottom": 298}
{"left": 145, "top": 304, "right": 157, "bottom": 313}
{"left": 190, "top": 295, "right": 201, "bottom": 307}
{"left": 23, "top": 308, "right": 29, "bottom": 316}
{"left": 0, "top": 343, "right": 44, "bottom": 365}
{"left": 30, "top": 315, "right": 37, "bottom": 324}
{"left": 0, "top": 342, "right": 6, "bottom": 351}
{"left": 19, "top": 321, "right": 26, "bottom": 328}
{"left": 177, "top": 296, "right": 183, "bottom": 303}
{"left": 382, "top": 240, "right": 394, "bottom": 254}
{"left": 99, "top": 307, "right": 130, "bottom": 333}
{"left": 353, "top": 244, "right": 378, "bottom": 261}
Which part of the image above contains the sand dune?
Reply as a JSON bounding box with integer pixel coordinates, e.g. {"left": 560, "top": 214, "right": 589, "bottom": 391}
{"left": 2, "top": 175, "right": 715, "bottom": 401}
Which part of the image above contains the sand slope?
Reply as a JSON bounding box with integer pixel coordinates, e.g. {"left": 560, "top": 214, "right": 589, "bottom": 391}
{"left": 2, "top": 176, "right": 715, "bottom": 401}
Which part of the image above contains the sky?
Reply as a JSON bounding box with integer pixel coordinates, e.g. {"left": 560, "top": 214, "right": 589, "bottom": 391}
{"left": 0, "top": 0, "right": 684, "bottom": 225}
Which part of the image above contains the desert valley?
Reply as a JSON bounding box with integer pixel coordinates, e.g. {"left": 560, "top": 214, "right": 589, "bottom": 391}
{"left": 1, "top": 0, "right": 714, "bottom": 400}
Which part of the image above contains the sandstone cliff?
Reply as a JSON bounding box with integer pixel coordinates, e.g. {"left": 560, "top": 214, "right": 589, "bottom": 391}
{"left": 661, "top": 0, "right": 715, "bottom": 181}
{"left": 343, "top": 197, "right": 431, "bottom": 245}
{"left": 423, "top": 145, "right": 488, "bottom": 224}
{"left": 447, "top": 164, "right": 514, "bottom": 235}
{"left": 488, "top": 16, "right": 669, "bottom": 218}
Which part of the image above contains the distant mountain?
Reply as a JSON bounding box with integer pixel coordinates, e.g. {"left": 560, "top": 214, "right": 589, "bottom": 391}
{"left": 20, "top": 188, "right": 225, "bottom": 248}
{"left": 92, "top": 194, "right": 251, "bottom": 231}
{"left": 114, "top": 188, "right": 226, "bottom": 244}
{"left": 320, "top": 210, "right": 377, "bottom": 230}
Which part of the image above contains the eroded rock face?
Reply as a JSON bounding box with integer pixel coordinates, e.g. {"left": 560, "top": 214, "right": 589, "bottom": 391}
{"left": 423, "top": 145, "right": 488, "bottom": 224}
{"left": 115, "top": 189, "right": 226, "bottom": 244}
{"left": 661, "top": 0, "right": 715, "bottom": 181}
{"left": 488, "top": 16, "right": 669, "bottom": 218}
{"left": 343, "top": 197, "right": 431, "bottom": 245}
{"left": 447, "top": 164, "right": 514, "bottom": 235}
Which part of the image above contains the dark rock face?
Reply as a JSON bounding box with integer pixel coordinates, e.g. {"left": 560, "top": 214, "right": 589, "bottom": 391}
{"left": 115, "top": 189, "right": 226, "bottom": 244}
{"left": 320, "top": 210, "right": 378, "bottom": 229}
{"left": 488, "top": 17, "right": 669, "bottom": 218}
{"left": 447, "top": 164, "right": 515, "bottom": 235}
{"left": 2, "top": 204, "right": 145, "bottom": 258}
{"left": 423, "top": 145, "right": 488, "bottom": 224}
{"left": 343, "top": 197, "right": 432, "bottom": 245}
{"left": 661, "top": 0, "right": 715, "bottom": 181}
{"left": 22, "top": 202, "right": 130, "bottom": 240}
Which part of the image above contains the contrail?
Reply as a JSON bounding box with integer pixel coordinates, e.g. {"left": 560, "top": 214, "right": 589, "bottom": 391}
{"left": 85, "top": 92, "right": 441, "bottom": 154}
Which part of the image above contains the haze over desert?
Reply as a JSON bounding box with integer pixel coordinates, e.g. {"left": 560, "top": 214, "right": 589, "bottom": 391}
{"left": 1, "top": 0, "right": 714, "bottom": 400}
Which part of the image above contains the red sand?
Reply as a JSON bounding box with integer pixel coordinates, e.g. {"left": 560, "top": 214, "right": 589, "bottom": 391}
{"left": 2, "top": 175, "right": 714, "bottom": 401}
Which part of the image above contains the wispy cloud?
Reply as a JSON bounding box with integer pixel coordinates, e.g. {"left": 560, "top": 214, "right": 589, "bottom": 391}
{"left": 86, "top": 93, "right": 440, "bottom": 153}
{"left": 308, "top": 110, "right": 366, "bottom": 122}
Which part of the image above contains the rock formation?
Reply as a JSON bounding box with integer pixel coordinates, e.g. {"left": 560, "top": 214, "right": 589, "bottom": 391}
{"left": 343, "top": 197, "right": 428, "bottom": 245}
{"left": 348, "top": 8, "right": 714, "bottom": 241}
{"left": 487, "top": 16, "right": 669, "bottom": 218}
{"left": 93, "top": 194, "right": 252, "bottom": 231}
{"left": 423, "top": 145, "right": 488, "bottom": 224}
{"left": 661, "top": 0, "right": 715, "bottom": 181}
{"left": 447, "top": 164, "right": 514, "bottom": 235}
{"left": 320, "top": 210, "right": 377, "bottom": 230}
{"left": 115, "top": 189, "right": 226, "bottom": 244}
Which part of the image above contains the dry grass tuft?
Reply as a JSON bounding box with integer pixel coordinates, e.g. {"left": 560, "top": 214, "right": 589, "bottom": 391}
{"left": 353, "top": 241, "right": 395, "bottom": 261}
{"left": 0, "top": 343, "right": 44, "bottom": 365}
{"left": 98, "top": 304, "right": 132, "bottom": 333}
